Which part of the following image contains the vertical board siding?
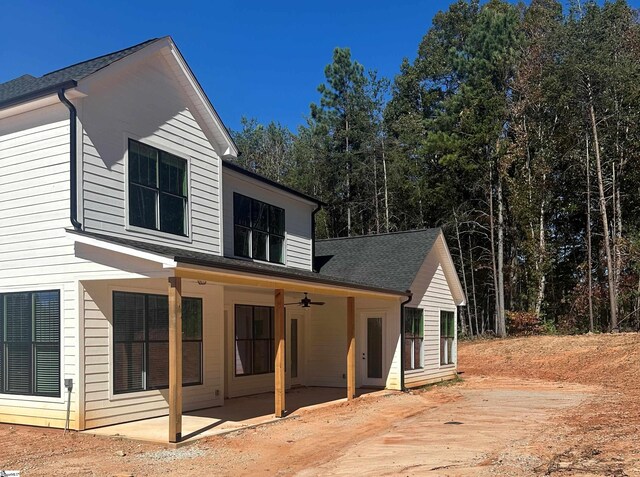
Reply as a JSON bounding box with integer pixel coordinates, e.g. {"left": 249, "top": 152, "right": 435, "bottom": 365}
{"left": 221, "top": 169, "right": 314, "bottom": 270}
{"left": 81, "top": 279, "right": 224, "bottom": 429}
{"left": 404, "top": 243, "right": 458, "bottom": 388}
{"left": 80, "top": 53, "right": 222, "bottom": 254}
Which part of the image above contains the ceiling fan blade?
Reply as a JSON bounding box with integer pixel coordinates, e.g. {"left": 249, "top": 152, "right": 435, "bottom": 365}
{"left": 309, "top": 301, "right": 325, "bottom": 305}
{"left": 284, "top": 302, "right": 301, "bottom": 305}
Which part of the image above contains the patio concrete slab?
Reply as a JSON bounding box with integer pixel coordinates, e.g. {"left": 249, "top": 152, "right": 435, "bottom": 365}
{"left": 83, "top": 387, "right": 385, "bottom": 446}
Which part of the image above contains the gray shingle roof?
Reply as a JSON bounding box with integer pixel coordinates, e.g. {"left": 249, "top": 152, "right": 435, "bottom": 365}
{"left": 315, "top": 228, "right": 441, "bottom": 292}
{"left": 68, "top": 229, "right": 408, "bottom": 296}
{"left": 0, "top": 38, "right": 161, "bottom": 106}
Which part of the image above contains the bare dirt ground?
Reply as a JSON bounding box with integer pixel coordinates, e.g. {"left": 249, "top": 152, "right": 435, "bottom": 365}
{"left": 1, "top": 333, "right": 638, "bottom": 476}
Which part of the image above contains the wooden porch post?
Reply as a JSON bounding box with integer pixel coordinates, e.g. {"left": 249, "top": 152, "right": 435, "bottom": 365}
{"left": 274, "top": 289, "right": 286, "bottom": 417}
{"left": 347, "top": 296, "right": 356, "bottom": 400}
{"left": 168, "top": 276, "right": 183, "bottom": 443}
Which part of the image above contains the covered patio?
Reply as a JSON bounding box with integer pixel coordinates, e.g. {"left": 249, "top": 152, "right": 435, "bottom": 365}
{"left": 84, "top": 386, "right": 388, "bottom": 445}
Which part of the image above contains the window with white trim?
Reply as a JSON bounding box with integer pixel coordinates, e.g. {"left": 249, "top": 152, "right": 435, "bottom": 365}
{"left": 440, "top": 310, "right": 455, "bottom": 366}
{"left": 233, "top": 193, "right": 285, "bottom": 264}
{"left": 404, "top": 307, "right": 423, "bottom": 370}
{"left": 0, "top": 290, "right": 60, "bottom": 397}
{"left": 128, "top": 139, "right": 188, "bottom": 236}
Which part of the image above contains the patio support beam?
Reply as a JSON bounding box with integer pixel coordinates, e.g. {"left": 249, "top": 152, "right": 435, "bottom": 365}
{"left": 347, "top": 296, "right": 356, "bottom": 400}
{"left": 168, "top": 276, "right": 183, "bottom": 443}
{"left": 274, "top": 288, "right": 286, "bottom": 417}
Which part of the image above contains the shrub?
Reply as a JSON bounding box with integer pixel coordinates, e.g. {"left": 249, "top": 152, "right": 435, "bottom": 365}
{"left": 506, "top": 311, "right": 543, "bottom": 336}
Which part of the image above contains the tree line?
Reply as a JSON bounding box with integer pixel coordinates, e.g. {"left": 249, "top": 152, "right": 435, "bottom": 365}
{"left": 231, "top": 0, "right": 640, "bottom": 336}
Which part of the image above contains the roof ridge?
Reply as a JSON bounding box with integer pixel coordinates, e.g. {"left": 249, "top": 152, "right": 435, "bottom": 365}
{"left": 40, "top": 37, "right": 161, "bottom": 79}
{"left": 315, "top": 228, "right": 440, "bottom": 242}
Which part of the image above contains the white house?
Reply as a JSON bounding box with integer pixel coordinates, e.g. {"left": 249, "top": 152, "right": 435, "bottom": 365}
{"left": 0, "top": 37, "right": 465, "bottom": 443}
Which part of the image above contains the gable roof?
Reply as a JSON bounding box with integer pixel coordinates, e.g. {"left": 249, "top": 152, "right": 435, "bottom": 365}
{"left": 0, "top": 38, "right": 160, "bottom": 108}
{"left": 315, "top": 229, "right": 442, "bottom": 292}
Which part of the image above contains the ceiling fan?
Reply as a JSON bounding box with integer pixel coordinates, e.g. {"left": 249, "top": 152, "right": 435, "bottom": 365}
{"left": 285, "top": 293, "right": 325, "bottom": 308}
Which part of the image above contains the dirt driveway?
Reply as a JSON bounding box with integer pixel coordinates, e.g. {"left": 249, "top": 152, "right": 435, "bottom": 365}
{"left": 0, "top": 376, "right": 598, "bottom": 476}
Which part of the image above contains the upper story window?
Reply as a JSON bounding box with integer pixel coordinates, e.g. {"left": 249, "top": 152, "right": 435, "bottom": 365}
{"left": 128, "top": 139, "right": 188, "bottom": 236}
{"left": 233, "top": 193, "right": 285, "bottom": 264}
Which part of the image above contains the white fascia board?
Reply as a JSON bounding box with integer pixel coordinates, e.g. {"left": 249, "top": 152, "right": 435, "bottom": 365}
{"left": 68, "top": 231, "right": 177, "bottom": 269}
{"left": 436, "top": 232, "right": 467, "bottom": 306}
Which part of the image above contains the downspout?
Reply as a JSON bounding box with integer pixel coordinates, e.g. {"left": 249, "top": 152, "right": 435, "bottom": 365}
{"left": 57, "top": 88, "right": 82, "bottom": 231}
{"left": 400, "top": 291, "right": 413, "bottom": 391}
{"left": 311, "top": 203, "right": 322, "bottom": 272}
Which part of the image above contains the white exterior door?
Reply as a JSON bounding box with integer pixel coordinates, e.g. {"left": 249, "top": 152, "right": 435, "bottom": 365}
{"left": 287, "top": 312, "right": 304, "bottom": 386}
{"left": 358, "top": 312, "right": 386, "bottom": 387}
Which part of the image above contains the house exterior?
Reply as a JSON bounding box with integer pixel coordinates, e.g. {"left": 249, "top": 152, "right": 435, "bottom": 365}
{"left": 0, "top": 37, "right": 465, "bottom": 443}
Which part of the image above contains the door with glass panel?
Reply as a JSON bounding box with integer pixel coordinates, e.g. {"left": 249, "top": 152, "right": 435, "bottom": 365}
{"left": 358, "top": 313, "right": 386, "bottom": 387}
{"left": 287, "top": 313, "right": 304, "bottom": 386}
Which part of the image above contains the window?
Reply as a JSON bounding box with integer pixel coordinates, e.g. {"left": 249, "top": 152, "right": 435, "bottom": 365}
{"left": 0, "top": 290, "right": 60, "bottom": 397}
{"left": 128, "top": 139, "right": 188, "bottom": 236}
{"left": 233, "top": 193, "right": 285, "bottom": 264}
{"left": 440, "top": 310, "right": 455, "bottom": 366}
{"left": 113, "top": 292, "right": 202, "bottom": 394}
{"left": 234, "top": 305, "right": 275, "bottom": 376}
{"left": 404, "top": 307, "right": 423, "bottom": 371}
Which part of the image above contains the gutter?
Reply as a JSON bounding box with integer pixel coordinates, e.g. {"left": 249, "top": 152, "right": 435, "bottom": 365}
{"left": 175, "top": 255, "right": 409, "bottom": 297}
{"left": 311, "top": 203, "right": 322, "bottom": 272}
{"left": 400, "top": 292, "right": 413, "bottom": 391}
{"left": 57, "top": 88, "right": 82, "bottom": 230}
{"left": 0, "top": 80, "right": 78, "bottom": 111}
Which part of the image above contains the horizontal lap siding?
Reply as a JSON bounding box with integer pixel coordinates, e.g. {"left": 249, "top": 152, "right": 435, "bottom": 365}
{"left": 0, "top": 105, "right": 77, "bottom": 428}
{"left": 405, "top": 243, "right": 458, "bottom": 389}
{"left": 221, "top": 169, "right": 314, "bottom": 270}
{"left": 80, "top": 54, "right": 222, "bottom": 254}
{"left": 82, "top": 279, "right": 224, "bottom": 429}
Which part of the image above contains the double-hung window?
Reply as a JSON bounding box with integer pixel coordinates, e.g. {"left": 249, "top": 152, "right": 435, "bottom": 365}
{"left": 234, "top": 305, "right": 275, "bottom": 376}
{"left": 0, "top": 290, "right": 60, "bottom": 397}
{"left": 113, "top": 291, "right": 202, "bottom": 394}
{"left": 440, "top": 310, "right": 455, "bottom": 366}
{"left": 128, "top": 139, "right": 188, "bottom": 236}
{"left": 233, "top": 193, "right": 285, "bottom": 264}
{"left": 404, "top": 307, "right": 424, "bottom": 371}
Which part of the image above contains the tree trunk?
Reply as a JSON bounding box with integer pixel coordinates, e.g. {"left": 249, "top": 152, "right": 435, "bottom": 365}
{"left": 469, "top": 235, "right": 480, "bottom": 337}
{"left": 535, "top": 182, "right": 546, "bottom": 318}
{"left": 345, "top": 117, "right": 352, "bottom": 237}
{"left": 373, "top": 153, "right": 380, "bottom": 234}
{"left": 497, "top": 171, "right": 507, "bottom": 337}
{"left": 381, "top": 137, "right": 390, "bottom": 233}
{"left": 588, "top": 93, "right": 618, "bottom": 331}
{"left": 586, "top": 134, "right": 594, "bottom": 333}
{"left": 488, "top": 166, "right": 503, "bottom": 336}
{"left": 454, "top": 210, "right": 470, "bottom": 336}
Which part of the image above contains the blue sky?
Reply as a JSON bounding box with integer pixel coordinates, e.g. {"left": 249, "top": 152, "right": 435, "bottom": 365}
{"left": 2, "top": 1, "right": 638, "bottom": 132}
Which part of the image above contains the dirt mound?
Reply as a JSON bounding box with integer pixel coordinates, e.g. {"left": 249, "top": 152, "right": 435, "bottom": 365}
{"left": 458, "top": 333, "right": 640, "bottom": 390}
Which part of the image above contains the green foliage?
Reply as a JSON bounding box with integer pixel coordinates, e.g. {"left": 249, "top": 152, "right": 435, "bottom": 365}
{"left": 234, "top": 0, "right": 640, "bottom": 335}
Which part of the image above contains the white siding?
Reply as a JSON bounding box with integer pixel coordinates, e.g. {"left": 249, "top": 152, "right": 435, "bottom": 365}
{"left": 404, "top": 242, "right": 458, "bottom": 388}
{"left": 0, "top": 104, "right": 79, "bottom": 428}
{"left": 81, "top": 279, "right": 224, "bottom": 429}
{"left": 304, "top": 296, "right": 402, "bottom": 391}
{"left": 79, "top": 52, "right": 222, "bottom": 254}
{"left": 222, "top": 168, "right": 315, "bottom": 270}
